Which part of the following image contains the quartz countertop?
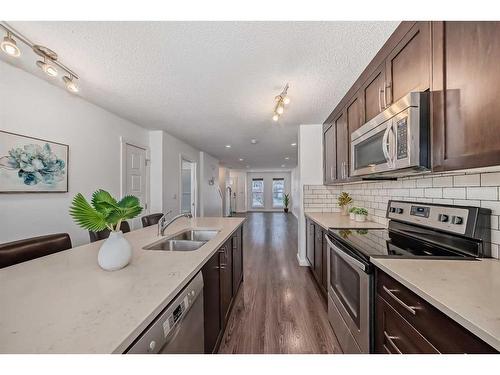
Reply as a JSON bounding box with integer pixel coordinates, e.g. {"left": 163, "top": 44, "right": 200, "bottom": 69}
{"left": 0, "top": 216, "right": 245, "bottom": 354}
{"left": 371, "top": 257, "right": 500, "bottom": 351}
{"left": 305, "top": 212, "right": 386, "bottom": 230}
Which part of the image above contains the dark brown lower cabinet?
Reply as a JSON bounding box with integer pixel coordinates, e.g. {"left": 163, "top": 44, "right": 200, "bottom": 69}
{"left": 232, "top": 227, "right": 243, "bottom": 294}
{"left": 375, "top": 269, "right": 497, "bottom": 354}
{"left": 219, "top": 238, "right": 233, "bottom": 327}
{"left": 201, "top": 249, "right": 222, "bottom": 354}
{"left": 201, "top": 226, "right": 244, "bottom": 354}
{"left": 305, "top": 220, "right": 328, "bottom": 299}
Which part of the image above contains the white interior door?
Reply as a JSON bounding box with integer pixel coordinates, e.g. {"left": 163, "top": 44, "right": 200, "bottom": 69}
{"left": 125, "top": 143, "right": 148, "bottom": 212}
{"left": 180, "top": 158, "right": 197, "bottom": 216}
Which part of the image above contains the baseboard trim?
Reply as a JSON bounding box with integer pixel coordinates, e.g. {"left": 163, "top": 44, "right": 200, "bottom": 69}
{"left": 296, "top": 253, "right": 309, "bottom": 267}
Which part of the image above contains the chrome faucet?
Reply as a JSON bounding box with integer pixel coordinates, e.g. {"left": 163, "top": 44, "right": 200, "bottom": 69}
{"left": 158, "top": 211, "right": 193, "bottom": 236}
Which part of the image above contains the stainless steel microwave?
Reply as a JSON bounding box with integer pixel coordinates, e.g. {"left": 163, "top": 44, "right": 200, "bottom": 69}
{"left": 350, "top": 92, "right": 430, "bottom": 178}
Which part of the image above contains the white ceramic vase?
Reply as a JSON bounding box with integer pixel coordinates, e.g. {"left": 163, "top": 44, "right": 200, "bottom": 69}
{"left": 97, "top": 231, "right": 132, "bottom": 271}
{"left": 350, "top": 212, "right": 356, "bottom": 220}
{"left": 355, "top": 214, "right": 367, "bottom": 222}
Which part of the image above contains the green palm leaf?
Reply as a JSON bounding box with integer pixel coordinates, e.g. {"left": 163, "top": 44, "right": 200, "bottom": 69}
{"left": 69, "top": 193, "right": 109, "bottom": 232}
{"left": 69, "top": 190, "right": 143, "bottom": 232}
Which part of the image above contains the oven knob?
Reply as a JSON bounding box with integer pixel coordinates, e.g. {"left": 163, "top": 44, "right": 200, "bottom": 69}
{"left": 438, "top": 214, "right": 449, "bottom": 222}
{"left": 396, "top": 208, "right": 404, "bottom": 214}
{"left": 149, "top": 340, "right": 156, "bottom": 352}
{"left": 452, "top": 216, "right": 464, "bottom": 225}
{"left": 389, "top": 207, "right": 396, "bottom": 213}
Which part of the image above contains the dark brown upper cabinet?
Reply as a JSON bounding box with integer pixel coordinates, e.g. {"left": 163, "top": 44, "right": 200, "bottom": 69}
{"left": 432, "top": 21, "right": 500, "bottom": 172}
{"left": 361, "top": 63, "right": 386, "bottom": 123}
{"left": 385, "top": 22, "right": 431, "bottom": 105}
{"left": 335, "top": 111, "right": 349, "bottom": 181}
{"left": 323, "top": 124, "right": 336, "bottom": 184}
{"left": 346, "top": 94, "right": 363, "bottom": 136}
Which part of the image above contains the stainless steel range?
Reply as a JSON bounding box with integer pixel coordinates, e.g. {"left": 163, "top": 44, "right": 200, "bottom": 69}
{"left": 326, "top": 200, "right": 491, "bottom": 353}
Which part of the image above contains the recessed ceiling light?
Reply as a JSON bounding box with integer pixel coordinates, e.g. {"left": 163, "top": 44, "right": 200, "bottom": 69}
{"left": 291, "top": 143, "right": 297, "bottom": 147}
{"left": 239, "top": 158, "right": 244, "bottom": 161}
{"left": 285, "top": 157, "right": 289, "bottom": 160}
{"left": 272, "top": 114, "right": 279, "bottom": 122}
{"left": 250, "top": 139, "right": 258, "bottom": 144}
{"left": 281, "top": 164, "right": 286, "bottom": 168}
{"left": 225, "top": 145, "right": 231, "bottom": 148}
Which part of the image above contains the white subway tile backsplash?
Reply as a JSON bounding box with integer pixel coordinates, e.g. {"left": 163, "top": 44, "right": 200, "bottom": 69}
{"left": 443, "top": 187, "right": 466, "bottom": 199}
{"left": 467, "top": 187, "right": 498, "bottom": 200}
{"left": 454, "top": 174, "right": 480, "bottom": 187}
{"left": 303, "top": 167, "right": 500, "bottom": 259}
{"left": 425, "top": 188, "right": 443, "bottom": 198}
{"left": 481, "top": 172, "right": 500, "bottom": 186}
{"left": 433, "top": 176, "right": 453, "bottom": 187}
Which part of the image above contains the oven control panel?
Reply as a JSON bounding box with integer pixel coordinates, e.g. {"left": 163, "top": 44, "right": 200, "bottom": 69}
{"left": 387, "top": 201, "right": 469, "bottom": 235}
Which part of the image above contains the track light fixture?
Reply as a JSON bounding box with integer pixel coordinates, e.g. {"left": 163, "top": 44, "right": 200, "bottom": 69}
{"left": 272, "top": 83, "right": 290, "bottom": 122}
{"left": 1, "top": 32, "right": 20, "bottom": 57}
{"left": 0, "top": 21, "right": 80, "bottom": 93}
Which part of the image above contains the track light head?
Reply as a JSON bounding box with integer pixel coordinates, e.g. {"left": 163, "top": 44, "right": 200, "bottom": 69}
{"left": 1, "top": 33, "right": 20, "bottom": 57}
{"left": 63, "top": 75, "right": 79, "bottom": 93}
{"left": 272, "top": 114, "right": 279, "bottom": 122}
{"left": 36, "top": 59, "right": 58, "bottom": 77}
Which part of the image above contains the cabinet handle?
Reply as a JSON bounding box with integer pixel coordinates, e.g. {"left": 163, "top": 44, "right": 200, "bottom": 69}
{"left": 385, "top": 82, "right": 392, "bottom": 106}
{"left": 382, "top": 86, "right": 387, "bottom": 109}
{"left": 330, "top": 166, "right": 333, "bottom": 180}
{"left": 378, "top": 87, "right": 383, "bottom": 112}
{"left": 384, "top": 331, "right": 402, "bottom": 354}
{"left": 383, "top": 344, "right": 391, "bottom": 354}
{"left": 382, "top": 285, "right": 418, "bottom": 315}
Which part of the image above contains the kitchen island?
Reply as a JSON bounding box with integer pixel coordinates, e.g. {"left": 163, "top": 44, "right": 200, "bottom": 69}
{"left": 372, "top": 257, "right": 500, "bottom": 352}
{"left": 0, "top": 216, "right": 245, "bottom": 354}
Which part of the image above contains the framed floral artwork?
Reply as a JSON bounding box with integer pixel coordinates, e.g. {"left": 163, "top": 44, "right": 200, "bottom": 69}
{"left": 0, "top": 130, "right": 69, "bottom": 193}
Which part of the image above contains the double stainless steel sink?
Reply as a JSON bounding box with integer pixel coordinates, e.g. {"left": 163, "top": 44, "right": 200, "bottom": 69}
{"left": 143, "top": 230, "right": 219, "bottom": 252}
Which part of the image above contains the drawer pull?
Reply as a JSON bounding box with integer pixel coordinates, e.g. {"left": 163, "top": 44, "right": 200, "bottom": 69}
{"left": 382, "top": 285, "right": 418, "bottom": 315}
{"left": 384, "top": 331, "right": 402, "bottom": 354}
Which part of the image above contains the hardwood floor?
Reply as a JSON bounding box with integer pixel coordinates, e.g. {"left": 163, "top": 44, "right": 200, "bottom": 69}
{"left": 218, "top": 212, "right": 341, "bottom": 354}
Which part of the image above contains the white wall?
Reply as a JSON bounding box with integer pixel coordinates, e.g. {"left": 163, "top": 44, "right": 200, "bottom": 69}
{"left": 247, "top": 171, "right": 291, "bottom": 211}
{"left": 149, "top": 130, "right": 200, "bottom": 217}
{"left": 291, "top": 166, "right": 300, "bottom": 218}
{"left": 0, "top": 61, "right": 150, "bottom": 246}
{"left": 199, "top": 152, "right": 222, "bottom": 217}
{"left": 297, "top": 124, "right": 324, "bottom": 265}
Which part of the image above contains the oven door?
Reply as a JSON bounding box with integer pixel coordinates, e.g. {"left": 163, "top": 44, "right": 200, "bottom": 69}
{"left": 351, "top": 118, "right": 395, "bottom": 177}
{"left": 326, "top": 234, "right": 371, "bottom": 353}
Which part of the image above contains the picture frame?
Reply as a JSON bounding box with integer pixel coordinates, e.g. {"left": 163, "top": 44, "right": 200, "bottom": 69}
{"left": 0, "top": 130, "right": 69, "bottom": 193}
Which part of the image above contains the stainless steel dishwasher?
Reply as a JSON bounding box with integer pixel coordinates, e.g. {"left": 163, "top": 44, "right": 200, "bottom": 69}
{"left": 125, "top": 272, "right": 204, "bottom": 354}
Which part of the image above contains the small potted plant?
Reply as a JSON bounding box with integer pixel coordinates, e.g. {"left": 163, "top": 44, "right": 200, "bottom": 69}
{"left": 349, "top": 206, "right": 357, "bottom": 220}
{"left": 69, "top": 189, "right": 142, "bottom": 271}
{"left": 353, "top": 207, "right": 368, "bottom": 222}
{"left": 337, "top": 192, "right": 353, "bottom": 216}
{"left": 283, "top": 193, "right": 290, "bottom": 213}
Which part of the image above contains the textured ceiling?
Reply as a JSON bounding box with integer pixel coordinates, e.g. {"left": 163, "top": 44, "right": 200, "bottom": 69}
{"left": 1, "top": 21, "right": 399, "bottom": 169}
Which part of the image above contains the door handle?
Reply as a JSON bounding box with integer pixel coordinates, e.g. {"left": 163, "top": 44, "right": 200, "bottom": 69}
{"left": 382, "top": 122, "right": 394, "bottom": 168}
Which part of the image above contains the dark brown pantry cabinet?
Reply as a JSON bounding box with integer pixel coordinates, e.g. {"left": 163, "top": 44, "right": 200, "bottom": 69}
{"left": 432, "top": 21, "right": 500, "bottom": 172}
{"left": 375, "top": 269, "right": 497, "bottom": 354}
{"left": 201, "top": 225, "right": 244, "bottom": 354}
